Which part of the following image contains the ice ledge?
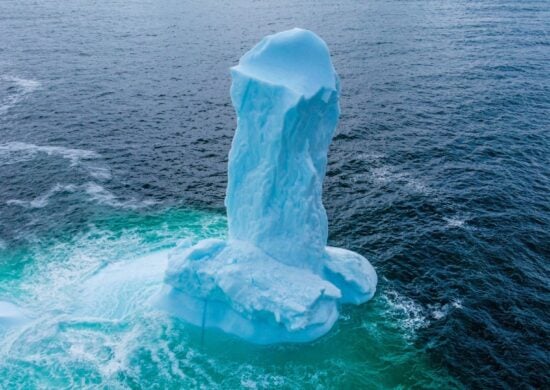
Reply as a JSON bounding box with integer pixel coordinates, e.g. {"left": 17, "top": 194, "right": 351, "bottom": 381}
{"left": 158, "top": 239, "right": 376, "bottom": 344}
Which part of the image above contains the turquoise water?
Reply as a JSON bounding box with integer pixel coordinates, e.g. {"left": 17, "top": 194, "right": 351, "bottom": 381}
{"left": 0, "top": 209, "right": 458, "bottom": 388}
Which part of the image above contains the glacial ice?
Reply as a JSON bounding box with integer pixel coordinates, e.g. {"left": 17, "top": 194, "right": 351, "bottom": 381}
{"left": 0, "top": 301, "right": 27, "bottom": 328}
{"left": 160, "top": 28, "right": 377, "bottom": 343}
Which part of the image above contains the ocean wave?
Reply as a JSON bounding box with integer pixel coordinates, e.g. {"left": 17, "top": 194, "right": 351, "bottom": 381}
{"left": 384, "top": 290, "right": 463, "bottom": 338}
{"left": 240, "top": 372, "right": 287, "bottom": 388}
{"left": 384, "top": 290, "right": 429, "bottom": 337}
{"left": 428, "top": 300, "right": 463, "bottom": 320}
{"left": 370, "top": 166, "right": 431, "bottom": 194}
{"left": 443, "top": 217, "right": 465, "bottom": 228}
{"left": 85, "top": 165, "right": 112, "bottom": 180}
{"left": 0, "top": 76, "right": 40, "bottom": 115}
{"left": 0, "top": 142, "right": 99, "bottom": 166}
{"left": 6, "top": 182, "right": 155, "bottom": 210}
{"left": 0, "top": 142, "right": 111, "bottom": 179}
{"left": 83, "top": 182, "right": 157, "bottom": 209}
{"left": 356, "top": 151, "right": 385, "bottom": 161}
{"left": 443, "top": 216, "right": 475, "bottom": 230}
{"left": 6, "top": 184, "right": 78, "bottom": 208}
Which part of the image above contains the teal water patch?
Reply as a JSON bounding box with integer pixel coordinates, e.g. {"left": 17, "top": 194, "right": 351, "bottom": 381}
{"left": 0, "top": 208, "right": 459, "bottom": 388}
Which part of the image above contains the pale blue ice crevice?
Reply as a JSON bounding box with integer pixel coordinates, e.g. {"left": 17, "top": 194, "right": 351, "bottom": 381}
{"left": 159, "top": 28, "right": 377, "bottom": 343}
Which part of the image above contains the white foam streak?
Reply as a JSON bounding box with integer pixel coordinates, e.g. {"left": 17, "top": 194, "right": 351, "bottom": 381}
{"left": 7, "top": 76, "right": 40, "bottom": 91}
{"left": 0, "top": 76, "right": 40, "bottom": 115}
{"left": 6, "top": 182, "right": 155, "bottom": 210}
{"left": 83, "top": 182, "right": 157, "bottom": 209}
{"left": 370, "top": 166, "right": 430, "bottom": 194}
{"left": 444, "top": 217, "right": 464, "bottom": 228}
{"left": 384, "top": 290, "right": 429, "bottom": 337}
{"left": 384, "top": 290, "right": 463, "bottom": 339}
{"left": 0, "top": 142, "right": 112, "bottom": 180}
{"left": 0, "top": 142, "right": 99, "bottom": 166}
{"left": 428, "top": 299, "right": 463, "bottom": 320}
{"left": 443, "top": 216, "right": 471, "bottom": 229}
{"left": 7, "top": 184, "right": 78, "bottom": 208}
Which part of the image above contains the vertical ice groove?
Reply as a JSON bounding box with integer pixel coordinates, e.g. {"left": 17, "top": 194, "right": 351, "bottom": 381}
{"left": 161, "top": 28, "right": 377, "bottom": 344}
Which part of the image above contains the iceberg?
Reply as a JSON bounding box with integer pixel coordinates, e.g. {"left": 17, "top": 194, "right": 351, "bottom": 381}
{"left": 160, "top": 28, "right": 377, "bottom": 343}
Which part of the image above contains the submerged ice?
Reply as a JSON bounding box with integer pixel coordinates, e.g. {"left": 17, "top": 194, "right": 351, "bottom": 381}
{"left": 161, "top": 28, "right": 377, "bottom": 343}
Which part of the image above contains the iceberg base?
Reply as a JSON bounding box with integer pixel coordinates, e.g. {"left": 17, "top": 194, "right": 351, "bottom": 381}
{"left": 158, "top": 239, "right": 377, "bottom": 344}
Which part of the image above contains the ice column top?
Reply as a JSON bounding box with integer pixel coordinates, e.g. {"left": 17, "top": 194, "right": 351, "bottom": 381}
{"left": 231, "top": 28, "right": 338, "bottom": 97}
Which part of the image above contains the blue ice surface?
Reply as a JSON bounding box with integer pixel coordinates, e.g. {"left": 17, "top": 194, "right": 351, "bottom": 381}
{"left": 0, "top": 301, "right": 28, "bottom": 328}
{"left": 160, "top": 28, "right": 377, "bottom": 344}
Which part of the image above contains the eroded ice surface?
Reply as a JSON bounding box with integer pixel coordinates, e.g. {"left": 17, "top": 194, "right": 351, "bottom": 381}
{"left": 161, "top": 28, "right": 377, "bottom": 343}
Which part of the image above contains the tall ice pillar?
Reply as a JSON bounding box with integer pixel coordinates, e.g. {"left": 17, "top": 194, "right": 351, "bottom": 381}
{"left": 161, "top": 29, "right": 377, "bottom": 344}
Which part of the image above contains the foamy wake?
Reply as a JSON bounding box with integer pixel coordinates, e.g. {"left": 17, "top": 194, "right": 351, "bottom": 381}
{"left": 83, "top": 182, "right": 157, "bottom": 209}
{"left": 443, "top": 216, "right": 474, "bottom": 230}
{"left": 0, "top": 211, "right": 226, "bottom": 386}
{"left": 0, "top": 76, "right": 40, "bottom": 115}
{"left": 349, "top": 158, "right": 431, "bottom": 195}
{"left": 0, "top": 142, "right": 111, "bottom": 179}
{"left": 444, "top": 217, "right": 465, "bottom": 228}
{"left": 7, "top": 182, "right": 155, "bottom": 210}
{"left": 0, "top": 141, "right": 99, "bottom": 166}
{"left": 7, "top": 184, "right": 78, "bottom": 209}
{"left": 370, "top": 166, "right": 430, "bottom": 194}
{"left": 384, "top": 289, "right": 462, "bottom": 339}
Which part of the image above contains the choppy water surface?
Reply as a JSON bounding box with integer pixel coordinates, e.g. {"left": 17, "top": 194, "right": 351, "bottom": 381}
{"left": 1, "top": 0, "right": 549, "bottom": 388}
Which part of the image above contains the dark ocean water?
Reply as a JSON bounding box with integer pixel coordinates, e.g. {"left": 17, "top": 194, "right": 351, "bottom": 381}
{"left": 1, "top": 0, "right": 549, "bottom": 388}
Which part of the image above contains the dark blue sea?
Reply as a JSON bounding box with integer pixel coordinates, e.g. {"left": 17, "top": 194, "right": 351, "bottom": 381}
{"left": 1, "top": 0, "right": 549, "bottom": 388}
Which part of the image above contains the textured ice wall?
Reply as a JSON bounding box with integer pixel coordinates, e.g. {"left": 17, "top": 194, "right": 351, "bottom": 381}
{"left": 161, "top": 28, "right": 377, "bottom": 344}
{"left": 227, "top": 29, "right": 339, "bottom": 272}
